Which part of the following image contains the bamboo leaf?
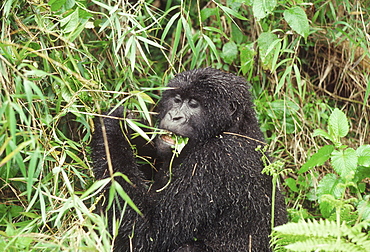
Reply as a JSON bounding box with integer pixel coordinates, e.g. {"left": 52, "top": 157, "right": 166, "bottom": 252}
{"left": 299, "top": 145, "right": 334, "bottom": 173}
{"left": 0, "top": 140, "right": 33, "bottom": 167}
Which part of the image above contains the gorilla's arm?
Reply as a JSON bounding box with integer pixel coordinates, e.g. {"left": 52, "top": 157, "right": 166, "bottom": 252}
{"left": 91, "top": 107, "right": 157, "bottom": 249}
{"left": 91, "top": 107, "right": 143, "bottom": 185}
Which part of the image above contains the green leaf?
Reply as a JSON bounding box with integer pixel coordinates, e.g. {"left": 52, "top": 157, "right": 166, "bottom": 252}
{"left": 80, "top": 178, "right": 111, "bottom": 199}
{"left": 317, "top": 174, "right": 345, "bottom": 201}
{"left": 357, "top": 198, "right": 370, "bottom": 221}
{"left": 172, "top": 135, "right": 189, "bottom": 154}
{"left": 137, "top": 95, "right": 151, "bottom": 125}
{"left": 222, "top": 41, "right": 238, "bottom": 64}
{"left": 48, "top": 0, "right": 67, "bottom": 12}
{"left": 137, "top": 36, "right": 165, "bottom": 50}
{"left": 161, "top": 12, "right": 180, "bottom": 42}
{"left": 240, "top": 43, "right": 256, "bottom": 75}
{"left": 170, "top": 19, "right": 183, "bottom": 63}
{"left": 252, "top": 0, "right": 277, "bottom": 20}
{"left": 218, "top": 4, "right": 248, "bottom": 21}
{"left": 273, "top": 218, "right": 341, "bottom": 237}
{"left": 181, "top": 16, "right": 196, "bottom": 55}
{"left": 364, "top": 77, "right": 370, "bottom": 107}
{"left": 299, "top": 145, "right": 334, "bottom": 174}
{"left": 61, "top": 8, "right": 80, "bottom": 33}
{"left": 331, "top": 148, "right": 358, "bottom": 178}
{"left": 356, "top": 145, "right": 370, "bottom": 167}
{"left": 231, "top": 23, "right": 244, "bottom": 44}
{"left": 203, "top": 34, "right": 220, "bottom": 62}
{"left": 66, "top": 150, "right": 88, "bottom": 169}
{"left": 328, "top": 108, "right": 349, "bottom": 139}
{"left": 285, "top": 177, "right": 298, "bottom": 192}
{"left": 65, "top": 0, "right": 76, "bottom": 9}
{"left": 203, "top": 26, "right": 229, "bottom": 39}
{"left": 319, "top": 200, "right": 335, "bottom": 218}
{"left": 283, "top": 6, "right": 310, "bottom": 38}
{"left": 126, "top": 119, "right": 150, "bottom": 142}
{"left": 313, "top": 129, "right": 334, "bottom": 142}
{"left": 126, "top": 36, "right": 137, "bottom": 72}
{"left": 112, "top": 180, "right": 142, "bottom": 216}
{"left": 354, "top": 166, "right": 370, "bottom": 187}
{"left": 234, "top": 0, "right": 252, "bottom": 5}
{"left": 0, "top": 140, "right": 33, "bottom": 167}
{"left": 200, "top": 8, "right": 218, "bottom": 22}
{"left": 257, "top": 32, "right": 281, "bottom": 70}
{"left": 131, "top": 91, "right": 154, "bottom": 126}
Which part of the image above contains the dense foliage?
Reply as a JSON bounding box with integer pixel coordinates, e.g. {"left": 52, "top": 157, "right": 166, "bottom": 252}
{"left": 0, "top": 0, "right": 369, "bottom": 251}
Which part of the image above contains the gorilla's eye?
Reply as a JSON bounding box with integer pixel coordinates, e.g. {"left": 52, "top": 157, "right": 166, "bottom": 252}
{"left": 173, "top": 95, "right": 182, "bottom": 104}
{"left": 188, "top": 99, "right": 199, "bottom": 108}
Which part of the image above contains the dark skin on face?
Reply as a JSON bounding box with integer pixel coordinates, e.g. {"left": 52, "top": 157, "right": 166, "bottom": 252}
{"left": 160, "top": 94, "right": 202, "bottom": 137}
{"left": 156, "top": 94, "right": 202, "bottom": 156}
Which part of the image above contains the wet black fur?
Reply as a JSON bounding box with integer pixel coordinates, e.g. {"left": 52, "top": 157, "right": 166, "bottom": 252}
{"left": 90, "top": 68, "right": 287, "bottom": 252}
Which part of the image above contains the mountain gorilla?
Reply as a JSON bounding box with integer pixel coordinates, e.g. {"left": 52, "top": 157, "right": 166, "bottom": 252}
{"left": 91, "top": 68, "right": 287, "bottom": 252}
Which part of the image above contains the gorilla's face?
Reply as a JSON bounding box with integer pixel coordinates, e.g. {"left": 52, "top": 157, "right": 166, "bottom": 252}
{"left": 159, "top": 94, "right": 202, "bottom": 137}
{"left": 157, "top": 93, "right": 202, "bottom": 154}
{"left": 155, "top": 68, "right": 254, "bottom": 157}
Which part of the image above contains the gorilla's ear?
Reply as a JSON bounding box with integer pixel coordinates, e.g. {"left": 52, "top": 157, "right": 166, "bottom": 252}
{"left": 229, "top": 102, "right": 238, "bottom": 117}
{"left": 228, "top": 100, "right": 250, "bottom": 132}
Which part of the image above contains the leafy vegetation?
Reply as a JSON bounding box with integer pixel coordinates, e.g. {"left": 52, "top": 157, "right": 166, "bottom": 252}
{"left": 0, "top": 0, "right": 369, "bottom": 251}
{"left": 273, "top": 108, "right": 370, "bottom": 251}
{"left": 273, "top": 218, "right": 370, "bottom": 251}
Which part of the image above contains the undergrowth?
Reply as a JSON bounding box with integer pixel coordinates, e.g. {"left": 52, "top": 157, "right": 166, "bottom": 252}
{"left": 0, "top": 0, "right": 369, "bottom": 251}
{"left": 272, "top": 108, "right": 370, "bottom": 251}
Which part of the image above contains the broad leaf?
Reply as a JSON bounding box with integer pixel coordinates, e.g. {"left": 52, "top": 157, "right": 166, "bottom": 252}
{"left": 61, "top": 8, "right": 80, "bottom": 33}
{"left": 285, "top": 177, "right": 298, "bottom": 192}
{"left": 356, "top": 144, "right": 370, "bottom": 167}
{"left": 354, "top": 166, "right": 370, "bottom": 185}
{"left": 283, "top": 6, "right": 310, "bottom": 38}
{"left": 240, "top": 43, "right": 256, "bottom": 75}
{"left": 48, "top": 0, "right": 67, "bottom": 11}
{"left": 200, "top": 8, "right": 218, "bottom": 22}
{"left": 331, "top": 148, "right": 358, "bottom": 178}
{"left": 328, "top": 108, "right": 349, "bottom": 138}
{"left": 231, "top": 23, "right": 244, "bottom": 44}
{"left": 319, "top": 200, "right": 335, "bottom": 218}
{"left": 222, "top": 41, "right": 238, "bottom": 64}
{"left": 316, "top": 174, "right": 344, "bottom": 201}
{"left": 252, "top": 0, "right": 277, "bottom": 20}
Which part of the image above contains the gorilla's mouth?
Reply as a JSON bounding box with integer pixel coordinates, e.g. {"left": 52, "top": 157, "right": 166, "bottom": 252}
{"left": 160, "top": 131, "right": 189, "bottom": 152}
{"left": 160, "top": 132, "right": 176, "bottom": 145}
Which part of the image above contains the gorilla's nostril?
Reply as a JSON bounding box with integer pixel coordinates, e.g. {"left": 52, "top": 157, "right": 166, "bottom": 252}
{"left": 172, "top": 116, "right": 183, "bottom": 121}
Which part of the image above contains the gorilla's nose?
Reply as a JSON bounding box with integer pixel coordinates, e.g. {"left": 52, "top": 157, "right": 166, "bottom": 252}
{"left": 169, "top": 111, "right": 186, "bottom": 124}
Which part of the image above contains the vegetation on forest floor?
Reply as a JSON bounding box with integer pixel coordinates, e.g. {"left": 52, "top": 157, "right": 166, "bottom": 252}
{"left": 0, "top": 0, "right": 369, "bottom": 251}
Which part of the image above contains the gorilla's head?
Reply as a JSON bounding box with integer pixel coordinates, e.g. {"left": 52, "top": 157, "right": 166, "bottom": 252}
{"left": 156, "top": 68, "right": 259, "bottom": 154}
